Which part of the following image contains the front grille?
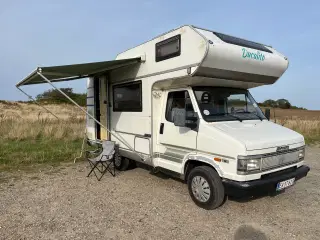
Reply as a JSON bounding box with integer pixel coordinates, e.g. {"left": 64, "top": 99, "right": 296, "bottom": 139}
{"left": 261, "top": 167, "right": 297, "bottom": 179}
{"left": 261, "top": 151, "right": 299, "bottom": 170}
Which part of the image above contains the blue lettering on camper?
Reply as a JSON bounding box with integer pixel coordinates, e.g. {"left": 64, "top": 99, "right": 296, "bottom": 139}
{"left": 242, "top": 48, "right": 265, "bottom": 61}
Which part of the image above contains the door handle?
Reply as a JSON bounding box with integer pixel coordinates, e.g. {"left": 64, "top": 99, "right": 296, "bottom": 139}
{"left": 159, "top": 123, "right": 164, "bottom": 134}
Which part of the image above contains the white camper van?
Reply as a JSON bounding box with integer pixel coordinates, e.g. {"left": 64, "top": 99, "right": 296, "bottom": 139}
{"left": 17, "top": 25, "right": 310, "bottom": 209}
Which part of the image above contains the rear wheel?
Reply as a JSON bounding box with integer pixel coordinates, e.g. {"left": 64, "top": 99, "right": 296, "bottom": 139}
{"left": 187, "top": 166, "right": 225, "bottom": 210}
{"left": 115, "top": 156, "right": 130, "bottom": 171}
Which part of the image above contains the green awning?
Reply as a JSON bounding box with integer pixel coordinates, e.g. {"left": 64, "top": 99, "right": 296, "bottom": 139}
{"left": 16, "top": 57, "right": 141, "bottom": 87}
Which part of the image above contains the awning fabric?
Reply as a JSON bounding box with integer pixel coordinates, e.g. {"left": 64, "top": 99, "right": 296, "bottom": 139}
{"left": 16, "top": 57, "right": 141, "bottom": 87}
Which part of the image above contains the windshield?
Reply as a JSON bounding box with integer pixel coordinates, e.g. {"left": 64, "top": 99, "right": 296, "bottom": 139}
{"left": 193, "top": 87, "right": 266, "bottom": 122}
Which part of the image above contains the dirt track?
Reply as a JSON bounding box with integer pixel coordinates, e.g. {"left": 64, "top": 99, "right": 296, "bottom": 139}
{"left": 0, "top": 146, "right": 319, "bottom": 240}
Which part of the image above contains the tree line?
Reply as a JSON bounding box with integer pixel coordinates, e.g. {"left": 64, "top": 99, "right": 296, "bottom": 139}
{"left": 36, "top": 88, "right": 86, "bottom": 106}
{"left": 258, "top": 99, "right": 306, "bottom": 110}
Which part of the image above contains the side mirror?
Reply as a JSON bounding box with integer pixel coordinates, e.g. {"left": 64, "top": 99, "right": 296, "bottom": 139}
{"left": 185, "top": 98, "right": 198, "bottom": 129}
{"left": 185, "top": 98, "right": 193, "bottom": 112}
{"left": 173, "top": 99, "right": 198, "bottom": 129}
{"left": 185, "top": 114, "right": 198, "bottom": 129}
{"left": 173, "top": 108, "right": 187, "bottom": 127}
{"left": 265, "top": 108, "right": 271, "bottom": 121}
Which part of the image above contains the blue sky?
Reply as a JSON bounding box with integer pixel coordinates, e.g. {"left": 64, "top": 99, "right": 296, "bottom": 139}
{"left": 0, "top": 0, "right": 319, "bottom": 109}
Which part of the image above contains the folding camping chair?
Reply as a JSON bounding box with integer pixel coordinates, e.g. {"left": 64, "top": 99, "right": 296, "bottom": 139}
{"left": 86, "top": 140, "right": 117, "bottom": 180}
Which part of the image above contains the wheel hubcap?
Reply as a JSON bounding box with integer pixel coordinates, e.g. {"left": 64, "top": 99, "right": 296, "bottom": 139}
{"left": 191, "top": 176, "right": 211, "bottom": 202}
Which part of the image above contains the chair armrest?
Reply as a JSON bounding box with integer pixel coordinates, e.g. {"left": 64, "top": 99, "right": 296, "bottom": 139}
{"left": 87, "top": 149, "right": 101, "bottom": 154}
{"left": 85, "top": 148, "right": 102, "bottom": 158}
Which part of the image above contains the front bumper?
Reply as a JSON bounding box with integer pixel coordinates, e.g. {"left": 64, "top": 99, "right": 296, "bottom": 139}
{"left": 223, "top": 165, "right": 310, "bottom": 197}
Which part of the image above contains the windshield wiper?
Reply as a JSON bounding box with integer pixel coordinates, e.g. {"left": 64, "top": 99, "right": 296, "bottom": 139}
{"left": 207, "top": 113, "right": 243, "bottom": 122}
{"left": 242, "top": 111, "right": 263, "bottom": 121}
{"left": 227, "top": 113, "right": 243, "bottom": 122}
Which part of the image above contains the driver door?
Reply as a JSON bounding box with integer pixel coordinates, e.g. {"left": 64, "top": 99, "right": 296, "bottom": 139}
{"left": 156, "top": 89, "right": 198, "bottom": 172}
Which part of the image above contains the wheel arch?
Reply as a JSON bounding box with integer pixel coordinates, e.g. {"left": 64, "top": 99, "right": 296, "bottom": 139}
{"left": 183, "top": 157, "right": 223, "bottom": 181}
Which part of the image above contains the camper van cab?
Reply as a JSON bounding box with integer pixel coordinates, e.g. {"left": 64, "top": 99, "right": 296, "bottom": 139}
{"left": 17, "top": 25, "right": 309, "bottom": 209}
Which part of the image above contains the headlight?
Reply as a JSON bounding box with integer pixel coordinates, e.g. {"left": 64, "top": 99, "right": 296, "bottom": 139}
{"left": 237, "top": 157, "right": 261, "bottom": 174}
{"left": 298, "top": 147, "right": 305, "bottom": 161}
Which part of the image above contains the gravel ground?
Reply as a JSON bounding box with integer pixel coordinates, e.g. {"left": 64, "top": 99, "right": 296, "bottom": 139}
{"left": 0, "top": 146, "right": 319, "bottom": 240}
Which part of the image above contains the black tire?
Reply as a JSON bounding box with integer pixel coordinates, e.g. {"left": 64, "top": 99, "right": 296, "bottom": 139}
{"left": 115, "top": 156, "right": 130, "bottom": 171}
{"left": 187, "top": 166, "right": 225, "bottom": 210}
{"left": 129, "top": 159, "right": 137, "bottom": 169}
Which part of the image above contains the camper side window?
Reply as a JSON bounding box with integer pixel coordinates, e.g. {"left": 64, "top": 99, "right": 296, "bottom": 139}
{"left": 165, "top": 91, "right": 193, "bottom": 122}
{"left": 113, "top": 81, "right": 142, "bottom": 112}
{"left": 156, "top": 35, "right": 181, "bottom": 62}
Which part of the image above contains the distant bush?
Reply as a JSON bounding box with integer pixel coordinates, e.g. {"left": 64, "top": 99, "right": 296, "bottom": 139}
{"left": 0, "top": 100, "right": 21, "bottom": 106}
{"left": 36, "top": 88, "right": 86, "bottom": 106}
{"left": 259, "top": 98, "right": 306, "bottom": 110}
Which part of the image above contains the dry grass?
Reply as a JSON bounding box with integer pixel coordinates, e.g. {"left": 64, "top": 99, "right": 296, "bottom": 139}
{"left": 0, "top": 101, "right": 85, "bottom": 140}
{"left": 0, "top": 101, "right": 85, "bottom": 121}
{"left": 0, "top": 118, "right": 85, "bottom": 141}
{"left": 276, "top": 119, "right": 320, "bottom": 143}
{"left": 262, "top": 107, "right": 320, "bottom": 120}
{"left": 264, "top": 108, "right": 320, "bottom": 143}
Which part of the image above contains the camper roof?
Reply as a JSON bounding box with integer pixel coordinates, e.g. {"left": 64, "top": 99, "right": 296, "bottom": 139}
{"left": 192, "top": 25, "right": 272, "bottom": 49}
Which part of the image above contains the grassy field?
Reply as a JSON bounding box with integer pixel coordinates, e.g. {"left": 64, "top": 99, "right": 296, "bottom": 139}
{"left": 264, "top": 107, "right": 320, "bottom": 120}
{"left": 0, "top": 139, "right": 82, "bottom": 171}
{"left": 0, "top": 101, "right": 319, "bottom": 171}
{"left": 0, "top": 102, "right": 85, "bottom": 171}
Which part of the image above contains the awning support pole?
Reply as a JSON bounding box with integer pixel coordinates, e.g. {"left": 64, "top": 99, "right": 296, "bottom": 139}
{"left": 36, "top": 71, "right": 146, "bottom": 161}
{"left": 16, "top": 86, "right": 59, "bottom": 119}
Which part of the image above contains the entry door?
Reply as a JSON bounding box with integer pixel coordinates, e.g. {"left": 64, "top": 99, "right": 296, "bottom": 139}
{"left": 99, "top": 76, "right": 108, "bottom": 140}
{"left": 157, "top": 90, "right": 198, "bottom": 171}
{"left": 92, "top": 76, "right": 109, "bottom": 140}
{"left": 86, "top": 78, "right": 96, "bottom": 140}
{"left": 93, "top": 78, "right": 101, "bottom": 139}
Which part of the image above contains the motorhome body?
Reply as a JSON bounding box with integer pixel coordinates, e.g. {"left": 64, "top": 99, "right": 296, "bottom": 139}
{"left": 17, "top": 25, "right": 310, "bottom": 209}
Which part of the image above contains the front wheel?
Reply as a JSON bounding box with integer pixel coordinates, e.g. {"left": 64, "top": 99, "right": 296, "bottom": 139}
{"left": 187, "top": 166, "right": 225, "bottom": 210}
